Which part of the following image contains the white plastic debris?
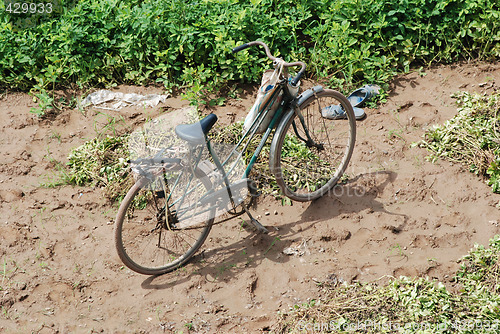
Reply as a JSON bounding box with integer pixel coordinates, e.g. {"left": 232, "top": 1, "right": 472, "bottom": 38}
{"left": 282, "top": 239, "right": 311, "bottom": 256}
{"left": 283, "top": 247, "right": 302, "bottom": 256}
{"left": 80, "top": 89, "right": 170, "bottom": 110}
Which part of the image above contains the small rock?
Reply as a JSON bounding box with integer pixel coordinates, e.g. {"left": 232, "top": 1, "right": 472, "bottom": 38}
{"left": 340, "top": 230, "right": 351, "bottom": 240}
{"left": 265, "top": 211, "right": 270, "bottom": 216}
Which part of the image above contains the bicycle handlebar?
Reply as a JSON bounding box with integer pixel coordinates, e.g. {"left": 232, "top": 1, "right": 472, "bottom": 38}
{"left": 232, "top": 43, "right": 251, "bottom": 53}
{"left": 232, "top": 41, "right": 306, "bottom": 86}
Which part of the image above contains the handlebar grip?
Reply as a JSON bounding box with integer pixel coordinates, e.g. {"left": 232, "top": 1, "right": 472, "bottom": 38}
{"left": 232, "top": 43, "right": 250, "bottom": 53}
{"left": 291, "top": 71, "right": 305, "bottom": 86}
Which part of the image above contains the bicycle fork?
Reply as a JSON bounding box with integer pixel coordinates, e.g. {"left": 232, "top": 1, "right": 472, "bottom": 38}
{"left": 291, "top": 102, "right": 324, "bottom": 150}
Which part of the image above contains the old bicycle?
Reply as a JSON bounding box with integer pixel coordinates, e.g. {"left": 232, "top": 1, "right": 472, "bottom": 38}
{"left": 114, "top": 41, "right": 356, "bottom": 275}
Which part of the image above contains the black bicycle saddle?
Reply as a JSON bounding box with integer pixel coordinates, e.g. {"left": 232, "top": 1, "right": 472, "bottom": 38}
{"left": 175, "top": 113, "right": 218, "bottom": 144}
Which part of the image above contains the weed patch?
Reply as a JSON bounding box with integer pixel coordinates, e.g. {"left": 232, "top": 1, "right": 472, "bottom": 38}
{"left": 416, "top": 92, "right": 500, "bottom": 193}
{"left": 65, "top": 135, "right": 132, "bottom": 202}
{"left": 60, "top": 119, "right": 311, "bottom": 203}
{"left": 274, "top": 235, "right": 500, "bottom": 333}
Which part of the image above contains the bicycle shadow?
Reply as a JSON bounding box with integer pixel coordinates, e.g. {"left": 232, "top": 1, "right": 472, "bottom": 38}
{"left": 301, "top": 170, "right": 407, "bottom": 223}
{"left": 140, "top": 170, "right": 403, "bottom": 289}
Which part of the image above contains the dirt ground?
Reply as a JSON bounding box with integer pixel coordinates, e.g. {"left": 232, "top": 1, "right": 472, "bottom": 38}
{"left": 1, "top": 61, "right": 500, "bottom": 333}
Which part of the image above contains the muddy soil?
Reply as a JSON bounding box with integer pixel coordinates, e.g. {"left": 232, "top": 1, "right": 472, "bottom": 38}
{"left": 0, "top": 62, "right": 499, "bottom": 333}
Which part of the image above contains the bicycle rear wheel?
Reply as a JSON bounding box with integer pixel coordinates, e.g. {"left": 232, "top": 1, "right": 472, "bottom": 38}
{"left": 270, "top": 89, "right": 356, "bottom": 201}
{"left": 114, "top": 168, "right": 214, "bottom": 275}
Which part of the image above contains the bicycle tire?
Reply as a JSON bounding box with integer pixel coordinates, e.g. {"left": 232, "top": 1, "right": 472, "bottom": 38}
{"left": 270, "top": 89, "right": 356, "bottom": 201}
{"left": 114, "top": 168, "right": 214, "bottom": 275}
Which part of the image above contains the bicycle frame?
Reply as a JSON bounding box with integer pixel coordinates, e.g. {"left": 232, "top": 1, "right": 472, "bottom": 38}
{"left": 143, "top": 74, "right": 325, "bottom": 228}
{"left": 154, "top": 78, "right": 295, "bottom": 225}
{"left": 206, "top": 79, "right": 295, "bottom": 188}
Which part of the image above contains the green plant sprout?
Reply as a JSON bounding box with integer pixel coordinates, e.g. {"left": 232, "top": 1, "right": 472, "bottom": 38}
{"left": 264, "top": 236, "right": 281, "bottom": 255}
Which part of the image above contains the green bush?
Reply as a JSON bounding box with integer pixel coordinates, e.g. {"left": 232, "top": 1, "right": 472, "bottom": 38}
{"left": 0, "top": 0, "right": 498, "bottom": 95}
{"left": 307, "top": 0, "right": 500, "bottom": 88}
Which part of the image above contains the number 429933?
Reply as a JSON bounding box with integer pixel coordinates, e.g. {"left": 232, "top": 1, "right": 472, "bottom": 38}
{"left": 4, "top": 2, "right": 53, "bottom": 14}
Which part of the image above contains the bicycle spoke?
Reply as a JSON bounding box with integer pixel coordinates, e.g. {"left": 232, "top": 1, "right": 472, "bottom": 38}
{"left": 271, "top": 89, "right": 356, "bottom": 201}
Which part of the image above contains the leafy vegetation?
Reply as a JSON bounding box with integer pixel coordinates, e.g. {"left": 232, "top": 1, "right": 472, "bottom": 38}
{"left": 61, "top": 115, "right": 331, "bottom": 202}
{"left": 417, "top": 92, "right": 500, "bottom": 193}
{"left": 65, "top": 135, "right": 132, "bottom": 202}
{"left": 61, "top": 120, "right": 273, "bottom": 202}
{"left": 275, "top": 235, "right": 500, "bottom": 333}
{"left": 1, "top": 0, "right": 499, "bottom": 114}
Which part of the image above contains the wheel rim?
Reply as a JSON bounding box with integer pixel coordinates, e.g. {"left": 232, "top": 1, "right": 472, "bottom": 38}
{"left": 116, "top": 171, "right": 214, "bottom": 274}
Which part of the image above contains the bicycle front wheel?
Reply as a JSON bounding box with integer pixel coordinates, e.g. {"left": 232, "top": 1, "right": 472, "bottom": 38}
{"left": 270, "top": 89, "right": 356, "bottom": 201}
{"left": 114, "top": 169, "right": 214, "bottom": 275}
